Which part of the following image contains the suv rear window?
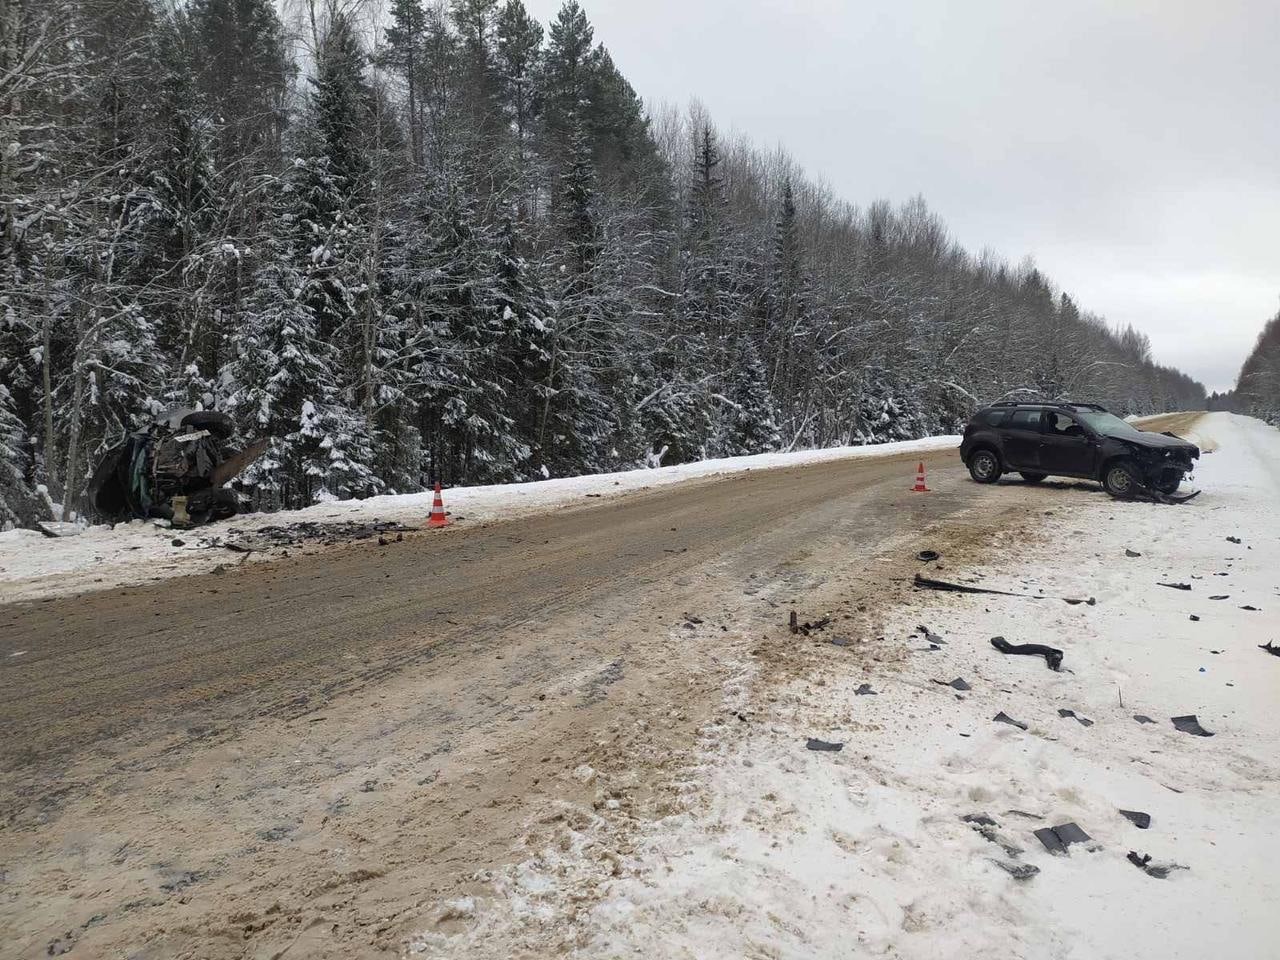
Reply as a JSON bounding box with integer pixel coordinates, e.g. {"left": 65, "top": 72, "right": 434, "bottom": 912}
{"left": 1008, "top": 409, "right": 1042, "bottom": 431}
{"left": 979, "top": 410, "right": 1010, "bottom": 427}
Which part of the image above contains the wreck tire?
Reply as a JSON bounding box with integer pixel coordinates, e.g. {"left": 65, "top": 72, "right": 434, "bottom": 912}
{"left": 1103, "top": 459, "right": 1141, "bottom": 499}
{"left": 187, "top": 488, "right": 240, "bottom": 524}
{"left": 1155, "top": 472, "right": 1183, "bottom": 495}
{"left": 181, "top": 410, "right": 235, "bottom": 439}
{"left": 968, "top": 448, "right": 1002, "bottom": 484}
{"left": 1019, "top": 472, "right": 1047, "bottom": 484}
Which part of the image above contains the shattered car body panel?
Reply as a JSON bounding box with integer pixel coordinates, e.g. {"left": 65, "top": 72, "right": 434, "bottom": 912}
{"left": 87, "top": 410, "right": 266, "bottom": 527}
{"left": 959, "top": 402, "right": 1200, "bottom": 501}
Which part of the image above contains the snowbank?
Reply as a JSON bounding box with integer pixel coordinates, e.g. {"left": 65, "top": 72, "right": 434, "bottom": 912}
{"left": 0, "top": 434, "right": 958, "bottom": 603}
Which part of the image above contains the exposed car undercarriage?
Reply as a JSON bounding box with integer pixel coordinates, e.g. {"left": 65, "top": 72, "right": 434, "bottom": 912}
{"left": 87, "top": 410, "right": 267, "bottom": 528}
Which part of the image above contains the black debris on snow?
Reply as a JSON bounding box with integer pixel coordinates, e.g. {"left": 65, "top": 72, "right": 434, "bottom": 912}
{"left": 1171, "top": 715, "right": 1215, "bottom": 737}
{"left": 993, "top": 711, "right": 1029, "bottom": 731}
{"left": 1120, "top": 810, "right": 1152, "bottom": 829}
{"left": 1058, "top": 708, "right": 1094, "bottom": 727}
{"left": 1034, "top": 822, "right": 1092, "bottom": 856}
{"left": 990, "top": 636, "right": 1064, "bottom": 672}
{"left": 806, "top": 738, "right": 844, "bottom": 752}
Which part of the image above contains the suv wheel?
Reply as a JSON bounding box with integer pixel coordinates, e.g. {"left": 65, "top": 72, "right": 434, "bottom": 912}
{"left": 1019, "top": 472, "right": 1047, "bottom": 483}
{"left": 1103, "top": 459, "right": 1140, "bottom": 499}
{"left": 968, "top": 449, "right": 1002, "bottom": 484}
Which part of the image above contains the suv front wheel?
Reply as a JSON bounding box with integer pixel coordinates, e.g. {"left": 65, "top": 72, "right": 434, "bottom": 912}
{"left": 968, "top": 449, "right": 1002, "bottom": 484}
{"left": 1103, "top": 459, "right": 1140, "bottom": 499}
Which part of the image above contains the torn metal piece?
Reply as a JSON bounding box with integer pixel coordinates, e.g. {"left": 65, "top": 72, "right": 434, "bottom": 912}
{"left": 1260, "top": 642, "right": 1280, "bottom": 658}
{"left": 1034, "top": 822, "right": 1092, "bottom": 855}
{"left": 1125, "top": 548, "right": 1142, "bottom": 558}
{"left": 805, "top": 738, "right": 843, "bottom": 752}
{"left": 854, "top": 683, "right": 877, "bottom": 696}
{"left": 932, "top": 677, "right": 972, "bottom": 691}
{"left": 991, "top": 636, "right": 1064, "bottom": 672}
{"left": 1128, "top": 850, "right": 1186, "bottom": 879}
{"left": 993, "top": 860, "right": 1040, "bottom": 880}
{"left": 963, "top": 814, "right": 1024, "bottom": 858}
{"left": 914, "top": 573, "right": 1091, "bottom": 604}
{"left": 917, "top": 624, "right": 945, "bottom": 644}
{"left": 1005, "top": 810, "right": 1043, "bottom": 820}
{"left": 1133, "top": 715, "right": 1156, "bottom": 724}
{"left": 914, "top": 573, "right": 1023, "bottom": 597}
{"left": 1209, "top": 595, "right": 1230, "bottom": 601}
{"left": 1171, "top": 715, "right": 1214, "bottom": 737}
{"left": 1120, "top": 810, "right": 1151, "bottom": 829}
{"left": 1058, "top": 708, "right": 1094, "bottom": 727}
{"left": 1158, "top": 582, "right": 1192, "bottom": 591}
{"left": 993, "top": 711, "right": 1028, "bottom": 731}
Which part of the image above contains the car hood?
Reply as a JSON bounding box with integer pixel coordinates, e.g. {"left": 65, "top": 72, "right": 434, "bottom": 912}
{"left": 1116, "top": 431, "right": 1199, "bottom": 457}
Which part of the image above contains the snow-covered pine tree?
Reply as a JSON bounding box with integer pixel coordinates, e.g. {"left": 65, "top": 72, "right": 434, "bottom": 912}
{"left": 228, "top": 167, "right": 378, "bottom": 507}
{"left": 401, "top": 165, "right": 531, "bottom": 485}
{"left": 375, "top": 0, "right": 428, "bottom": 166}
{"left": 0, "top": 383, "right": 46, "bottom": 529}
{"left": 722, "top": 338, "right": 781, "bottom": 455}
{"left": 494, "top": 0, "right": 544, "bottom": 215}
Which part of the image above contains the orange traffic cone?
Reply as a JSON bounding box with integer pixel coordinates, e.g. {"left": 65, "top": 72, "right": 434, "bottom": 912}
{"left": 911, "top": 461, "right": 931, "bottom": 493}
{"left": 426, "top": 480, "right": 449, "bottom": 528}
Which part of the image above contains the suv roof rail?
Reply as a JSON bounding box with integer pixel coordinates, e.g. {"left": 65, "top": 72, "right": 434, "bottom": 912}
{"left": 1059, "top": 401, "right": 1108, "bottom": 412}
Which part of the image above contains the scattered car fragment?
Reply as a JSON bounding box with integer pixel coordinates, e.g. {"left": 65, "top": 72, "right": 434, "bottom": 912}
{"left": 993, "top": 860, "right": 1040, "bottom": 880}
{"left": 1127, "top": 850, "right": 1185, "bottom": 879}
{"left": 805, "top": 738, "right": 843, "bottom": 752}
{"left": 1034, "top": 822, "right": 1092, "bottom": 855}
{"left": 993, "top": 711, "right": 1029, "bottom": 730}
{"left": 991, "top": 635, "right": 1064, "bottom": 671}
{"left": 1170, "top": 715, "right": 1214, "bottom": 737}
{"left": 1120, "top": 810, "right": 1152, "bottom": 829}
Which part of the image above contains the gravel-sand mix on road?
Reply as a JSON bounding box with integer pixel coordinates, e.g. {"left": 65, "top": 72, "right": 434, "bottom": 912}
{"left": 0, "top": 423, "right": 1198, "bottom": 959}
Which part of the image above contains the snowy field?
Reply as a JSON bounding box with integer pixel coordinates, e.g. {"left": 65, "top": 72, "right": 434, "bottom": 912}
{"left": 0, "top": 434, "right": 957, "bottom": 603}
{"left": 412, "top": 413, "right": 1280, "bottom": 959}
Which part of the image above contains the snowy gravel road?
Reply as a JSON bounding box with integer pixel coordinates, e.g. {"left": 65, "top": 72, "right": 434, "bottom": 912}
{"left": 2, "top": 442, "right": 989, "bottom": 959}
{"left": 0, "top": 415, "right": 1219, "bottom": 959}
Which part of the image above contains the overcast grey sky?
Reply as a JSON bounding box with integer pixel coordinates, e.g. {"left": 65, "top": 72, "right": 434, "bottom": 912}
{"left": 524, "top": 0, "right": 1279, "bottom": 392}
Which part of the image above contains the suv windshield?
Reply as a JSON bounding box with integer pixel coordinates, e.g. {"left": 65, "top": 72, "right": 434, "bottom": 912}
{"left": 1074, "top": 410, "right": 1140, "bottom": 437}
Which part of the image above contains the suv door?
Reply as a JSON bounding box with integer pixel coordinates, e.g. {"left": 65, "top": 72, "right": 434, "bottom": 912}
{"left": 1002, "top": 409, "right": 1044, "bottom": 469}
{"left": 1040, "top": 411, "right": 1096, "bottom": 477}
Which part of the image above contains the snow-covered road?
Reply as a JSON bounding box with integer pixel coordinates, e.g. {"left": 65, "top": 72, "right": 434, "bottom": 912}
{"left": 417, "top": 413, "right": 1280, "bottom": 960}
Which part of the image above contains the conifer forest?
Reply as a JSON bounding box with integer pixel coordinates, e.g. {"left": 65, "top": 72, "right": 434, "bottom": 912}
{"left": 0, "top": 0, "right": 1214, "bottom": 526}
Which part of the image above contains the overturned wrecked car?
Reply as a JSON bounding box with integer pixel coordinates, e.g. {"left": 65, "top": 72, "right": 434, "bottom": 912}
{"left": 87, "top": 410, "right": 267, "bottom": 528}
{"left": 960, "top": 402, "right": 1200, "bottom": 502}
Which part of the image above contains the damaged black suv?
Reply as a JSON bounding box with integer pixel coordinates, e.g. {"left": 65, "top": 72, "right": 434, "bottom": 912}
{"left": 959, "top": 402, "right": 1199, "bottom": 500}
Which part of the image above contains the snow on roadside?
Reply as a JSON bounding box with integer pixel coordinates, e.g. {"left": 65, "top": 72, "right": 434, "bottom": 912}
{"left": 0, "top": 435, "right": 957, "bottom": 603}
{"left": 430, "top": 413, "right": 1279, "bottom": 959}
